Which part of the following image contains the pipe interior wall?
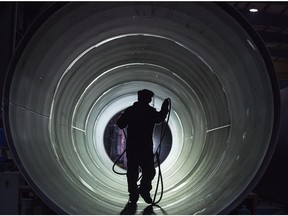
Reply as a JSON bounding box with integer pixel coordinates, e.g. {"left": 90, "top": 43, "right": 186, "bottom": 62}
{"left": 3, "top": 2, "right": 279, "bottom": 214}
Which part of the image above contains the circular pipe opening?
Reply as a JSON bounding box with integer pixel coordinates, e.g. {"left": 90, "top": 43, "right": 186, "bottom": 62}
{"left": 3, "top": 2, "right": 280, "bottom": 214}
{"left": 104, "top": 111, "right": 172, "bottom": 170}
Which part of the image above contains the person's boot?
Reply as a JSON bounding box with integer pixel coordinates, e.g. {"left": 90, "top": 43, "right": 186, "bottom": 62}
{"left": 138, "top": 188, "right": 152, "bottom": 204}
{"left": 120, "top": 202, "right": 137, "bottom": 215}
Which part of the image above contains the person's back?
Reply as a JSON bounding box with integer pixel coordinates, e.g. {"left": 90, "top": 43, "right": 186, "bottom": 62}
{"left": 123, "top": 101, "right": 160, "bottom": 149}
{"left": 117, "top": 89, "right": 169, "bottom": 204}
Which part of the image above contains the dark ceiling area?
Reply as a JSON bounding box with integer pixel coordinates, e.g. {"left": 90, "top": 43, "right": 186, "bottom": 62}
{"left": 229, "top": 2, "right": 288, "bottom": 81}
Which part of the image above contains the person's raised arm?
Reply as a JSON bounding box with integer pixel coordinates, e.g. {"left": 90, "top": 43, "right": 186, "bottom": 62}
{"left": 155, "top": 98, "right": 170, "bottom": 124}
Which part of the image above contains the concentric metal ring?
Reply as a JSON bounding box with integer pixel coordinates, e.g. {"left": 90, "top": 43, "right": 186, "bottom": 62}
{"left": 4, "top": 3, "right": 279, "bottom": 214}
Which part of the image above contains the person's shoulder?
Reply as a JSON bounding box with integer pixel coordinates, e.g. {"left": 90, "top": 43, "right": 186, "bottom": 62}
{"left": 125, "top": 103, "right": 138, "bottom": 112}
{"left": 125, "top": 105, "right": 134, "bottom": 111}
{"left": 148, "top": 105, "right": 156, "bottom": 112}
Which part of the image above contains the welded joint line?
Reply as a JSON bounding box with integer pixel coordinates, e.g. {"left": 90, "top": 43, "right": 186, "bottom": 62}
{"left": 206, "top": 124, "right": 231, "bottom": 133}
{"left": 72, "top": 126, "right": 86, "bottom": 133}
{"left": 9, "top": 102, "right": 50, "bottom": 119}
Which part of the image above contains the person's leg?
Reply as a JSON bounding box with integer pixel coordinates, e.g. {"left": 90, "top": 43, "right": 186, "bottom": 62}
{"left": 126, "top": 153, "right": 139, "bottom": 203}
{"left": 139, "top": 153, "right": 155, "bottom": 203}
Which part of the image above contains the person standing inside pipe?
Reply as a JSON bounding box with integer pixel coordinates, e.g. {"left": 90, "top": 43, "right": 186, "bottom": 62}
{"left": 117, "top": 89, "right": 169, "bottom": 204}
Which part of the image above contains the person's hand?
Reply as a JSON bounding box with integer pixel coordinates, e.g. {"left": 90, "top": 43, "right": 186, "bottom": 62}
{"left": 161, "top": 98, "right": 170, "bottom": 114}
{"left": 163, "top": 98, "right": 169, "bottom": 107}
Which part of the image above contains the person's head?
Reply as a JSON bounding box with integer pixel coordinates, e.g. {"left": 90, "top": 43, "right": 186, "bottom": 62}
{"left": 137, "top": 89, "right": 154, "bottom": 104}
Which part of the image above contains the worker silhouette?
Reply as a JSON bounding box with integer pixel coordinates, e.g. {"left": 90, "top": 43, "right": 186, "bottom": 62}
{"left": 117, "top": 89, "right": 169, "bottom": 204}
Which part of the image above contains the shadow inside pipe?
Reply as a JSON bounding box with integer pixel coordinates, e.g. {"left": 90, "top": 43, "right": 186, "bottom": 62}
{"left": 120, "top": 203, "right": 167, "bottom": 215}
{"left": 142, "top": 204, "right": 167, "bottom": 215}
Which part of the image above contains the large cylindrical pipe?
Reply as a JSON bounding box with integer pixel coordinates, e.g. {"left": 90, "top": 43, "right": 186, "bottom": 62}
{"left": 3, "top": 2, "right": 280, "bottom": 214}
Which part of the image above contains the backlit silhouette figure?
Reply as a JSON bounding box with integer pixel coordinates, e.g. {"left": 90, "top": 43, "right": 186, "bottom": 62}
{"left": 117, "top": 89, "right": 169, "bottom": 204}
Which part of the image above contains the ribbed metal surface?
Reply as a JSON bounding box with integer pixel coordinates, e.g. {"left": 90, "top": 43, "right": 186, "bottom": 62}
{"left": 4, "top": 3, "right": 279, "bottom": 214}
